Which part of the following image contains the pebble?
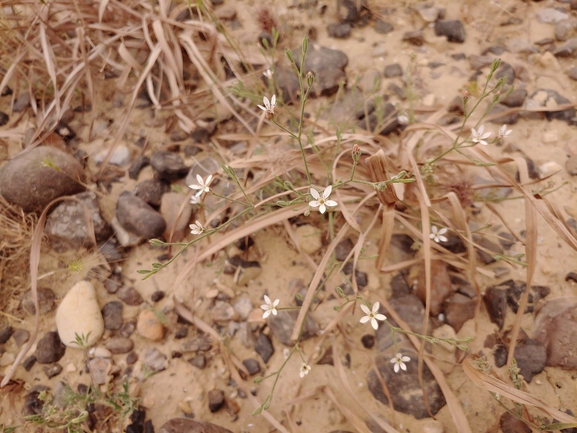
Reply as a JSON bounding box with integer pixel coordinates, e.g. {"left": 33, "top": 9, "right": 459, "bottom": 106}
{"left": 126, "top": 352, "right": 138, "bottom": 365}
{"left": 415, "top": 260, "right": 452, "bottom": 317}
{"left": 159, "top": 419, "right": 233, "bottom": 433}
{"left": 242, "top": 358, "right": 261, "bottom": 375}
{"left": 434, "top": 20, "right": 466, "bottom": 43}
{"left": 296, "top": 42, "right": 348, "bottom": 97}
{"left": 268, "top": 310, "right": 319, "bottom": 347}
{"left": 568, "top": 155, "right": 577, "bottom": 176}
{"left": 116, "top": 191, "right": 167, "bottom": 239}
{"left": 35, "top": 331, "right": 66, "bottom": 364}
{"left": 120, "top": 319, "right": 137, "bottom": 337}
{"left": 102, "top": 301, "right": 123, "bottom": 330}
{"left": 12, "top": 92, "right": 30, "bottom": 112}
{"left": 0, "top": 352, "right": 15, "bottom": 367}
{"left": 56, "top": 281, "right": 104, "bottom": 348}
{"left": 529, "top": 88, "right": 576, "bottom": 122}
{"left": 117, "top": 285, "right": 144, "bottom": 306}
{"left": 88, "top": 357, "right": 114, "bottom": 385}
{"left": 233, "top": 297, "right": 253, "bottom": 321}
{"left": 137, "top": 309, "right": 165, "bottom": 341}
{"left": 151, "top": 291, "right": 165, "bottom": 302}
{"left": 175, "top": 326, "right": 188, "bottom": 339}
{"left": 208, "top": 389, "right": 225, "bottom": 413}
{"left": 0, "top": 326, "right": 14, "bottom": 344}
{"left": 43, "top": 364, "right": 63, "bottom": 379}
{"left": 327, "top": 22, "right": 351, "bottom": 39}
{"left": 255, "top": 333, "right": 274, "bottom": 363}
{"left": 494, "top": 62, "right": 516, "bottom": 85}
{"left": 150, "top": 151, "right": 189, "bottom": 181}
{"left": 188, "top": 354, "right": 206, "bottom": 369}
{"left": 144, "top": 347, "right": 167, "bottom": 372}
{"left": 12, "top": 328, "right": 30, "bottom": 347}
{"left": 443, "top": 292, "right": 476, "bottom": 332}
{"left": 45, "top": 191, "right": 111, "bottom": 251}
{"left": 23, "top": 355, "right": 36, "bottom": 371}
{"left": 159, "top": 192, "right": 193, "bottom": 241}
{"left": 539, "top": 161, "right": 562, "bottom": 177}
{"left": 21, "top": 386, "right": 46, "bottom": 417}
{"left": 384, "top": 63, "right": 403, "bottom": 78}
{"left": 508, "top": 337, "right": 547, "bottom": 382}
{"left": 534, "top": 298, "right": 577, "bottom": 368}
{"left": 234, "top": 260, "right": 262, "bottom": 286}
{"left": 0, "top": 146, "right": 85, "bottom": 212}
{"left": 335, "top": 238, "right": 354, "bottom": 261}
{"left": 422, "top": 419, "right": 444, "bottom": 433}
{"left": 92, "top": 346, "right": 112, "bottom": 358}
{"left": 501, "top": 88, "right": 527, "bottom": 107}
{"left": 342, "top": 262, "right": 368, "bottom": 289}
{"left": 93, "top": 145, "right": 131, "bottom": 166}
{"left": 105, "top": 336, "right": 134, "bottom": 354}
{"left": 432, "top": 324, "right": 457, "bottom": 353}
{"left": 361, "top": 334, "right": 375, "bottom": 349}
{"left": 390, "top": 272, "right": 411, "bottom": 298}
{"left": 0, "top": 112, "right": 8, "bottom": 127}
{"left": 128, "top": 155, "right": 150, "bottom": 179}
{"left": 182, "top": 335, "right": 212, "bottom": 352}
{"left": 211, "top": 301, "right": 237, "bottom": 323}
{"left": 134, "top": 179, "right": 170, "bottom": 207}
{"left": 553, "top": 37, "right": 577, "bottom": 57}
{"left": 402, "top": 30, "right": 424, "bottom": 46}
{"left": 374, "top": 19, "right": 393, "bottom": 34}
{"left": 295, "top": 224, "right": 323, "bottom": 255}
{"left": 483, "top": 286, "right": 507, "bottom": 329}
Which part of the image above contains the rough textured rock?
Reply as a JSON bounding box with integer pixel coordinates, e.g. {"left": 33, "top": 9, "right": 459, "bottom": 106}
{"left": 35, "top": 331, "right": 66, "bottom": 364}
{"left": 327, "top": 22, "right": 351, "bottom": 39}
{"left": 150, "top": 151, "right": 189, "bottom": 181}
{"left": 117, "top": 285, "right": 144, "bottom": 306}
{"left": 367, "top": 351, "right": 446, "bottom": 419}
{"left": 102, "top": 301, "right": 123, "bottom": 331}
{"left": 255, "top": 332, "right": 274, "bottom": 363}
{"left": 56, "top": 281, "right": 104, "bottom": 348}
{"left": 484, "top": 286, "right": 507, "bottom": 329}
{"left": 208, "top": 389, "right": 225, "bottom": 413}
{"left": 444, "top": 292, "right": 476, "bottom": 332}
{"left": 434, "top": 20, "right": 466, "bottom": 43}
{"left": 159, "top": 418, "right": 233, "bottom": 433}
{"left": 534, "top": 298, "right": 577, "bottom": 368}
{"left": 500, "top": 411, "right": 531, "bottom": 433}
{"left": 45, "top": 191, "right": 111, "bottom": 251}
{"left": 134, "top": 179, "right": 170, "bottom": 207}
{"left": 159, "top": 192, "right": 193, "bottom": 241}
{"left": 415, "top": 260, "right": 452, "bottom": 317}
{"left": 105, "top": 336, "right": 134, "bottom": 354}
{"left": 137, "top": 309, "right": 165, "bottom": 341}
{"left": 294, "top": 43, "right": 348, "bottom": 98}
{"left": 0, "top": 146, "right": 85, "bottom": 212}
{"left": 528, "top": 89, "right": 576, "bottom": 122}
{"left": 116, "top": 191, "right": 167, "bottom": 239}
{"left": 22, "top": 287, "right": 56, "bottom": 316}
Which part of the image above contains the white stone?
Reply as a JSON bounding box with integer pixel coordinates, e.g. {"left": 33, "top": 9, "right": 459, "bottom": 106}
{"left": 422, "top": 93, "right": 436, "bottom": 107}
{"left": 94, "top": 145, "right": 131, "bottom": 166}
{"left": 0, "top": 352, "right": 15, "bottom": 367}
{"left": 539, "top": 161, "right": 562, "bottom": 177}
{"left": 56, "top": 280, "right": 104, "bottom": 348}
{"left": 432, "top": 323, "right": 457, "bottom": 353}
{"left": 295, "top": 224, "right": 323, "bottom": 255}
{"left": 537, "top": 8, "right": 569, "bottom": 24}
{"left": 542, "top": 130, "right": 559, "bottom": 144}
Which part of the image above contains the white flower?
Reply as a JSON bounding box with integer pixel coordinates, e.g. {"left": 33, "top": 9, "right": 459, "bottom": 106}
{"left": 189, "top": 174, "right": 212, "bottom": 196}
{"left": 430, "top": 225, "right": 448, "bottom": 243}
{"left": 258, "top": 95, "right": 276, "bottom": 119}
{"left": 471, "top": 125, "right": 491, "bottom": 145}
{"left": 189, "top": 220, "right": 205, "bottom": 235}
{"left": 299, "top": 362, "right": 311, "bottom": 378}
{"left": 263, "top": 69, "right": 273, "bottom": 79}
{"left": 397, "top": 113, "right": 409, "bottom": 125}
{"left": 498, "top": 124, "right": 512, "bottom": 139}
{"left": 359, "top": 302, "right": 387, "bottom": 330}
{"left": 308, "top": 185, "right": 338, "bottom": 214}
{"left": 260, "top": 295, "right": 279, "bottom": 319}
{"left": 390, "top": 353, "right": 410, "bottom": 373}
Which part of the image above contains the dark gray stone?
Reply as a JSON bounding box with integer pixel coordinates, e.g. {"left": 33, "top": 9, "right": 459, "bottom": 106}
{"left": 242, "top": 358, "right": 261, "bottom": 375}
{"left": 116, "top": 286, "right": 144, "bottom": 306}
{"left": 335, "top": 238, "right": 354, "bottom": 261}
{"left": 268, "top": 310, "right": 319, "bottom": 346}
{"left": 134, "top": 179, "right": 170, "bottom": 207}
{"left": 0, "top": 111, "right": 8, "bottom": 127}
{"left": 189, "top": 354, "right": 206, "bottom": 370}
{"left": 255, "top": 333, "right": 274, "bottom": 363}
{"left": 106, "top": 336, "right": 134, "bottom": 354}
{"left": 402, "top": 30, "right": 424, "bottom": 46}
{"left": 12, "top": 92, "right": 30, "bottom": 112}
{"left": 182, "top": 335, "right": 212, "bottom": 352}
{"left": 116, "top": 191, "right": 167, "bottom": 238}
{"left": 534, "top": 298, "right": 577, "bottom": 368}
{"left": 128, "top": 155, "right": 150, "bottom": 180}
{"left": 0, "top": 146, "right": 85, "bottom": 212}
{"left": 494, "top": 61, "right": 515, "bottom": 85}
{"left": 501, "top": 88, "right": 527, "bottom": 107}
{"left": 384, "top": 63, "right": 403, "bottom": 78}
{"left": 374, "top": 19, "right": 393, "bottom": 34}
{"left": 150, "top": 151, "right": 189, "bottom": 181}
{"left": 434, "top": 20, "right": 466, "bottom": 43}
{"left": 390, "top": 273, "right": 411, "bottom": 298}
{"left": 484, "top": 287, "right": 507, "bottom": 329}
{"left": 208, "top": 389, "right": 225, "bottom": 413}
{"left": 553, "top": 37, "right": 577, "bottom": 57}
{"left": 35, "top": 331, "right": 66, "bottom": 364}
{"left": 327, "top": 22, "right": 351, "bottom": 39}
{"left": 102, "top": 301, "right": 123, "bottom": 330}
{"left": 444, "top": 292, "right": 476, "bottom": 332}
{"left": 0, "top": 326, "right": 13, "bottom": 344}
{"left": 296, "top": 43, "right": 348, "bottom": 97}
{"left": 43, "top": 363, "right": 63, "bottom": 379}
{"left": 529, "top": 89, "right": 576, "bottom": 122}
{"left": 487, "top": 103, "right": 520, "bottom": 125}
{"left": 23, "top": 355, "right": 36, "bottom": 371}
{"left": 12, "top": 328, "right": 30, "bottom": 347}
{"left": 23, "top": 287, "right": 56, "bottom": 316}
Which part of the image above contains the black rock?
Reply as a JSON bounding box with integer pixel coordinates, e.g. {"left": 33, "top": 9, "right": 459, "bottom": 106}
{"left": 566, "top": 272, "right": 577, "bottom": 283}
{"left": 367, "top": 352, "right": 446, "bottom": 419}
{"left": 234, "top": 236, "right": 255, "bottom": 251}
{"left": 335, "top": 238, "right": 354, "bottom": 261}
{"left": 327, "top": 22, "right": 351, "bottom": 39}
{"left": 208, "top": 389, "right": 225, "bottom": 413}
{"left": 342, "top": 262, "right": 368, "bottom": 289}
{"left": 501, "top": 88, "right": 527, "bottom": 107}
{"left": 128, "top": 155, "right": 150, "bottom": 180}
{"left": 117, "top": 286, "right": 144, "bottom": 306}
{"left": 175, "top": 326, "right": 188, "bottom": 339}
{"left": 188, "top": 354, "right": 206, "bottom": 370}
{"left": 0, "top": 326, "right": 13, "bottom": 344}
{"left": 494, "top": 345, "right": 507, "bottom": 367}
{"left": 374, "top": 19, "right": 393, "bottom": 34}
{"left": 337, "top": 0, "right": 371, "bottom": 25}
{"left": 127, "top": 407, "right": 146, "bottom": 433}
{"left": 134, "top": 179, "right": 170, "bottom": 207}
{"left": 434, "top": 20, "right": 466, "bottom": 43}
{"left": 242, "top": 358, "right": 261, "bottom": 375}
{"left": 268, "top": 310, "right": 319, "bottom": 346}
{"left": 150, "top": 151, "right": 189, "bottom": 181}
{"left": 292, "top": 43, "right": 348, "bottom": 97}
{"left": 1, "top": 86, "right": 12, "bottom": 96}
{"left": 102, "top": 301, "right": 123, "bottom": 330}
{"left": 21, "top": 386, "right": 47, "bottom": 416}
{"left": 361, "top": 334, "right": 375, "bottom": 349}
{"left": 402, "top": 30, "right": 424, "bottom": 46}
{"left": 35, "top": 331, "right": 66, "bottom": 364}
{"left": 255, "top": 333, "right": 274, "bottom": 363}
{"left": 191, "top": 127, "right": 214, "bottom": 144}
{"left": 151, "top": 291, "right": 165, "bottom": 302}
{"left": 384, "top": 63, "right": 403, "bottom": 78}
{"left": 0, "top": 111, "right": 8, "bottom": 127}
{"left": 22, "top": 355, "right": 36, "bottom": 372}
{"left": 116, "top": 191, "right": 167, "bottom": 239}
{"left": 484, "top": 287, "right": 507, "bottom": 329}
{"left": 390, "top": 273, "right": 411, "bottom": 298}
{"left": 43, "top": 363, "right": 63, "bottom": 379}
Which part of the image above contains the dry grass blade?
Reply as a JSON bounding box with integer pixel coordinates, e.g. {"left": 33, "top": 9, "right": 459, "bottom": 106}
{"left": 323, "top": 386, "right": 374, "bottom": 433}
{"left": 463, "top": 356, "right": 577, "bottom": 424}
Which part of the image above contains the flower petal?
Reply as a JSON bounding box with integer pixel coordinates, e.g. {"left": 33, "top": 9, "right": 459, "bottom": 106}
{"left": 400, "top": 363, "right": 407, "bottom": 371}
{"left": 319, "top": 204, "right": 326, "bottom": 214}
{"left": 310, "top": 188, "right": 320, "bottom": 200}
{"left": 272, "top": 309, "right": 278, "bottom": 315}
{"left": 438, "top": 227, "right": 448, "bottom": 234}
{"left": 372, "top": 302, "right": 380, "bottom": 313}
{"left": 324, "top": 199, "right": 338, "bottom": 207}
{"left": 272, "top": 299, "right": 280, "bottom": 307}
{"left": 271, "top": 94, "right": 276, "bottom": 106}
{"left": 205, "top": 174, "right": 213, "bottom": 185}
{"left": 374, "top": 313, "right": 387, "bottom": 321}
{"left": 360, "top": 316, "right": 371, "bottom": 324}
{"left": 402, "top": 356, "right": 411, "bottom": 362}
{"left": 262, "top": 310, "right": 271, "bottom": 319}
{"left": 360, "top": 304, "right": 371, "bottom": 315}
{"left": 370, "top": 318, "right": 379, "bottom": 330}
{"left": 264, "top": 295, "right": 271, "bottom": 305}
{"left": 438, "top": 235, "right": 448, "bottom": 243}
{"left": 394, "top": 363, "right": 400, "bottom": 373}
{"left": 323, "top": 185, "right": 333, "bottom": 199}
{"left": 196, "top": 174, "right": 203, "bottom": 184}
{"left": 309, "top": 200, "right": 320, "bottom": 208}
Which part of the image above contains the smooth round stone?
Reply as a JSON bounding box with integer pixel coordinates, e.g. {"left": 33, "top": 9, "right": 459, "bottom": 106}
{"left": 105, "top": 336, "right": 134, "bottom": 354}
{"left": 56, "top": 281, "right": 104, "bottom": 348}
{"left": 137, "top": 309, "right": 165, "bottom": 341}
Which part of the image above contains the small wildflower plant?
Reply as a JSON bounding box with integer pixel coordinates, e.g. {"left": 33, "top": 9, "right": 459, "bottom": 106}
{"left": 430, "top": 225, "right": 448, "bottom": 243}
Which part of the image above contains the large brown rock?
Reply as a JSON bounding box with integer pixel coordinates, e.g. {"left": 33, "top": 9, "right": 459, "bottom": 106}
{"left": 0, "top": 146, "right": 85, "bottom": 212}
{"left": 534, "top": 298, "right": 577, "bottom": 368}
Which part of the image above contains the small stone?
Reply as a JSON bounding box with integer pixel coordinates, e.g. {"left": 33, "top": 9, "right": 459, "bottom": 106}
{"left": 554, "top": 37, "right": 577, "bottom": 57}
{"left": 175, "top": 326, "right": 188, "bottom": 339}
{"left": 539, "top": 161, "right": 562, "bottom": 177}
{"left": 88, "top": 357, "right": 113, "bottom": 385}
{"left": 335, "top": 238, "right": 354, "bottom": 261}
{"left": 188, "top": 354, "right": 206, "bottom": 369}
{"left": 415, "top": 260, "right": 451, "bottom": 317}
{"left": 128, "top": 155, "right": 150, "bottom": 179}
{"left": 242, "top": 358, "right": 261, "bottom": 375}
{"left": 500, "top": 411, "right": 531, "bottom": 433}
{"left": 534, "top": 298, "right": 577, "bottom": 368}
{"left": 94, "top": 145, "right": 130, "bottom": 166}
{"left": 567, "top": 156, "right": 577, "bottom": 175}
{"left": 160, "top": 192, "right": 193, "bottom": 241}
{"left": 268, "top": 310, "right": 319, "bottom": 346}
{"left": 117, "top": 286, "right": 144, "bottom": 306}
{"left": 102, "top": 301, "right": 123, "bottom": 330}
{"left": 56, "top": 281, "right": 104, "bottom": 348}
{"left": 179, "top": 400, "right": 194, "bottom": 415}
{"left": 211, "top": 301, "right": 237, "bottom": 323}
{"left": 234, "top": 260, "right": 262, "bottom": 286}
{"left": 444, "top": 292, "right": 476, "bottom": 332}
{"left": 215, "top": 6, "right": 236, "bottom": 20}
{"left": 12, "top": 92, "right": 30, "bottom": 112}
{"left": 116, "top": 191, "right": 167, "bottom": 239}
{"left": 151, "top": 291, "right": 165, "bottom": 302}
{"left": 537, "top": 8, "right": 569, "bottom": 24}
{"left": 92, "top": 346, "right": 112, "bottom": 358}
{"left": 342, "top": 262, "right": 368, "bottom": 289}
{"left": 159, "top": 419, "right": 233, "bottom": 433}
{"left": 361, "top": 334, "right": 375, "bottom": 349}
{"left": 390, "top": 273, "right": 411, "bottom": 298}
{"left": 295, "top": 224, "right": 323, "bottom": 255}
{"left": 208, "top": 389, "right": 225, "bottom": 413}
{"left": 501, "top": 88, "right": 527, "bottom": 107}
{"left": 422, "top": 93, "right": 435, "bottom": 107}
{"left": 448, "top": 96, "right": 464, "bottom": 114}
{"left": 35, "top": 331, "right": 66, "bottom": 364}
{"left": 23, "top": 355, "right": 36, "bottom": 371}
{"left": 105, "top": 336, "right": 134, "bottom": 354}
{"left": 0, "top": 352, "right": 15, "bottom": 367}
{"left": 150, "top": 151, "right": 189, "bottom": 181}
{"left": 143, "top": 347, "right": 167, "bottom": 372}
{"left": 529, "top": 88, "right": 576, "bottom": 122}
{"left": 402, "top": 30, "right": 424, "bottom": 46}
{"left": 23, "top": 287, "right": 56, "bottom": 316}
{"left": 255, "top": 333, "right": 274, "bottom": 363}
{"left": 487, "top": 104, "right": 519, "bottom": 125}
{"left": 0, "top": 326, "right": 14, "bottom": 344}
{"left": 566, "top": 272, "right": 577, "bottom": 282}
{"left": 484, "top": 287, "right": 507, "bottom": 329}
{"left": 469, "top": 55, "right": 494, "bottom": 70}
{"left": 327, "top": 22, "right": 351, "bottom": 39}
{"left": 12, "top": 329, "right": 30, "bottom": 347}
{"left": 434, "top": 20, "right": 466, "bottom": 43}
{"left": 0, "top": 111, "right": 8, "bottom": 127}
{"left": 120, "top": 319, "right": 137, "bottom": 337}
{"left": 233, "top": 297, "right": 253, "bottom": 321}
{"left": 43, "top": 364, "right": 63, "bottom": 379}
{"left": 137, "top": 310, "right": 165, "bottom": 341}
{"left": 374, "top": 19, "right": 393, "bottom": 34}
{"left": 134, "top": 179, "right": 170, "bottom": 207}
{"left": 384, "top": 63, "right": 403, "bottom": 78}
{"left": 126, "top": 352, "right": 138, "bottom": 365}
{"left": 568, "top": 67, "right": 577, "bottom": 81}
{"left": 432, "top": 324, "right": 457, "bottom": 353}
{"left": 494, "top": 62, "right": 516, "bottom": 85}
